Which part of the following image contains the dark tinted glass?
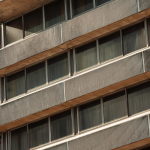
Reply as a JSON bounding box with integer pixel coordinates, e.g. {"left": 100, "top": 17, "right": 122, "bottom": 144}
{"left": 24, "top": 8, "right": 43, "bottom": 37}
{"left": 140, "top": 146, "right": 150, "bottom": 150}
{"left": 99, "top": 31, "right": 122, "bottom": 63}
{"left": 79, "top": 100, "right": 101, "bottom": 131}
{"left": 0, "top": 25, "right": 1, "bottom": 48}
{"left": 147, "top": 18, "right": 150, "bottom": 46}
{"left": 0, "top": 136, "right": 1, "bottom": 150}
{"left": 29, "top": 118, "right": 49, "bottom": 148}
{"left": 11, "top": 126, "right": 27, "bottom": 150}
{"left": 76, "top": 41, "right": 97, "bottom": 72}
{"left": 7, "top": 70, "right": 25, "bottom": 100}
{"left": 123, "top": 22, "right": 146, "bottom": 54}
{"left": 128, "top": 82, "right": 150, "bottom": 116}
{"left": 3, "top": 133, "right": 6, "bottom": 150}
{"left": 51, "top": 110, "right": 72, "bottom": 141}
{"left": 27, "top": 62, "right": 46, "bottom": 91}
{"left": 45, "top": 0, "right": 65, "bottom": 28}
{"left": 72, "top": 0, "right": 93, "bottom": 16}
{"left": 48, "top": 53, "right": 68, "bottom": 82}
{"left": 103, "top": 91, "right": 127, "bottom": 123}
{"left": 5, "top": 17, "right": 23, "bottom": 45}
{"left": 96, "top": 0, "right": 111, "bottom": 6}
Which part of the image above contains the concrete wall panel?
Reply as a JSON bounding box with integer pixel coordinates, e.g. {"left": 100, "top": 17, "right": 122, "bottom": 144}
{"left": 0, "top": 83, "right": 64, "bottom": 126}
{"left": 45, "top": 143, "right": 67, "bottom": 150}
{"left": 68, "top": 116, "right": 149, "bottom": 150}
{"left": 65, "top": 53, "right": 143, "bottom": 101}
{"left": 143, "top": 48, "right": 150, "bottom": 72}
{"left": 138, "top": 0, "right": 150, "bottom": 12}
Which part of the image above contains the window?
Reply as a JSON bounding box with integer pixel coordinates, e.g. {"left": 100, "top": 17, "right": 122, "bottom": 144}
{"left": 7, "top": 70, "right": 25, "bottom": 100}
{"left": 72, "top": 0, "right": 93, "bottom": 16}
{"left": 103, "top": 91, "right": 127, "bottom": 123}
{"left": 123, "top": 22, "right": 146, "bottom": 55}
{"left": 96, "top": 0, "right": 111, "bottom": 6}
{"left": 11, "top": 126, "right": 28, "bottom": 150}
{"left": 99, "top": 31, "right": 122, "bottom": 63}
{"left": 48, "top": 53, "right": 69, "bottom": 82}
{"left": 79, "top": 100, "right": 102, "bottom": 131}
{"left": 0, "top": 136, "right": 1, "bottom": 150}
{"left": 26, "top": 62, "right": 46, "bottom": 91}
{"left": 75, "top": 41, "right": 97, "bottom": 72}
{"left": 29, "top": 118, "right": 49, "bottom": 148}
{"left": 128, "top": 82, "right": 150, "bottom": 116}
{"left": 5, "top": 17, "right": 23, "bottom": 45}
{"left": 51, "top": 110, "right": 72, "bottom": 141}
{"left": 45, "top": 0, "right": 65, "bottom": 29}
{"left": 147, "top": 17, "right": 150, "bottom": 45}
{"left": 0, "top": 25, "right": 1, "bottom": 48}
{"left": 24, "top": 8, "right": 43, "bottom": 37}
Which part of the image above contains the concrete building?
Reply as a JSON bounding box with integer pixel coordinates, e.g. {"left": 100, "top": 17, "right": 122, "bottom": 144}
{"left": 1, "top": 0, "right": 150, "bottom": 149}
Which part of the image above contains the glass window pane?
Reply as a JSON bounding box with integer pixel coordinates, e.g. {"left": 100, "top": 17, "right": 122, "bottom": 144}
{"left": 123, "top": 22, "right": 146, "bottom": 55}
{"left": 72, "top": 0, "right": 93, "bottom": 16}
{"left": 79, "top": 100, "right": 101, "bottom": 131}
{"left": 3, "top": 133, "right": 6, "bottom": 150}
{"left": 7, "top": 70, "right": 25, "bottom": 100}
{"left": 5, "top": 17, "right": 23, "bottom": 45}
{"left": 128, "top": 82, "right": 150, "bottom": 116}
{"left": 76, "top": 41, "right": 97, "bottom": 72}
{"left": 147, "top": 18, "right": 150, "bottom": 45}
{"left": 51, "top": 110, "right": 72, "bottom": 141}
{"left": 48, "top": 53, "right": 68, "bottom": 82}
{"left": 99, "top": 31, "right": 122, "bottom": 63}
{"left": 0, "top": 25, "right": 1, "bottom": 49}
{"left": 27, "top": 62, "right": 46, "bottom": 91}
{"left": 0, "top": 136, "right": 1, "bottom": 150}
{"left": 24, "top": 8, "right": 43, "bottom": 37}
{"left": 96, "top": 0, "right": 111, "bottom": 6}
{"left": 11, "top": 126, "right": 27, "bottom": 150}
{"left": 29, "top": 118, "right": 49, "bottom": 148}
{"left": 45, "top": 0, "right": 65, "bottom": 29}
{"left": 103, "top": 91, "right": 127, "bottom": 123}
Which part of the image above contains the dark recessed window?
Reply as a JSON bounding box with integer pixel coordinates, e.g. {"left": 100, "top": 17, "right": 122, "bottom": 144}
{"left": 75, "top": 41, "right": 97, "bottom": 72}
{"left": 48, "top": 53, "right": 69, "bottom": 82}
{"left": 79, "top": 100, "right": 102, "bottom": 131}
{"left": 0, "top": 136, "right": 1, "bottom": 150}
{"left": 24, "top": 8, "right": 43, "bottom": 37}
{"left": 5, "top": 17, "right": 23, "bottom": 45}
{"left": 51, "top": 110, "right": 72, "bottom": 141}
{"left": 99, "top": 31, "right": 122, "bottom": 63}
{"left": 0, "top": 25, "right": 1, "bottom": 48}
{"left": 11, "top": 126, "right": 28, "bottom": 150}
{"left": 29, "top": 118, "right": 49, "bottom": 149}
{"left": 128, "top": 82, "right": 150, "bottom": 116}
{"left": 7, "top": 70, "right": 25, "bottom": 100}
{"left": 147, "top": 17, "right": 150, "bottom": 46}
{"left": 123, "top": 22, "right": 146, "bottom": 55}
{"left": 72, "top": 0, "right": 93, "bottom": 16}
{"left": 45, "top": 0, "right": 65, "bottom": 29}
{"left": 26, "top": 61, "right": 46, "bottom": 91}
{"left": 96, "top": 0, "right": 111, "bottom": 7}
{"left": 103, "top": 91, "right": 127, "bottom": 123}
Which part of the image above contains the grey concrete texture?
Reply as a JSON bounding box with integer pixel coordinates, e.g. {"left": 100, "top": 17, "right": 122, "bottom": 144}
{"left": 45, "top": 143, "right": 67, "bottom": 150}
{"left": 138, "top": 0, "right": 150, "bottom": 12}
{"left": 143, "top": 48, "right": 150, "bottom": 72}
{"left": 62, "top": 0, "right": 137, "bottom": 43}
{"left": 68, "top": 116, "right": 149, "bottom": 150}
{"left": 0, "top": 0, "right": 138, "bottom": 70}
{"left": 65, "top": 53, "right": 143, "bottom": 101}
{"left": 0, "top": 83, "right": 64, "bottom": 126}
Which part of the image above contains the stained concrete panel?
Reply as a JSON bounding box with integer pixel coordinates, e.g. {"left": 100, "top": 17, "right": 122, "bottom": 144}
{"left": 0, "top": 83, "right": 64, "bottom": 126}
{"left": 65, "top": 53, "right": 143, "bottom": 101}
{"left": 68, "top": 116, "right": 149, "bottom": 150}
{"left": 138, "top": 0, "right": 150, "bottom": 12}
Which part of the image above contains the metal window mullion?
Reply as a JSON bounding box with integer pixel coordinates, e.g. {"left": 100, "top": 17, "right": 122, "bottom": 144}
{"left": 71, "top": 108, "right": 75, "bottom": 135}
{"left": 93, "top": 0, "right": 96, "bottom": 8}
{"left": 101, "top": 98, "right": 104, "bottom": 124}
{"left": 45, "top": 60, "right": 48, "bottom": 84}
{"left": 22, "top": 15, "right": 25, "bottom": 38}
{"left": 27, "top": 125, "right": 29, "bottom": 150}
{"left": 4, "top": 76, "right": 6, "bottom": 102}
{"left": 69, "top": 0, "right": 73, "bottom": 19}
{"left": 125, "top": 88, "right": 129, "bottom": 117}
{"left": 6, "top": 132, "right": 7, "bottom": 150}
{"left": 120, "top": 29, "right": 124, "bottom": 56}
{"left": 9, "top": 132, "right": 11, "bottom": 150}
{"left": 0, "top": 78, "right": 1, "bottom": 104}
{"left": 1, "top": 133, "right": 3, "bottom": 150}
{"left": 64, "top": 0, "right": 68, "bottom": 21}
{"left": 73, "top": 48, "right": 76, "bottom": 74}
{"left": 1, "top": 23, "right": 5, "bottom": 48}
{"left": 77, "top": 106, "right": 80, "bottom": 134}
{"left": 148, "top": 115, "right": 150, "bottom": 137}
{"left": 25, "top": 68, "right": 27, "bottom": 93}
{"left": 48, "top": 116, "right": 51, "bottom": 142}
{"left": 42, "top": 5, "right": 45, "bottom": 30}
{"left": 68, "top": 50, "right": 71, "bottom": 77}
{"left": 145, "top": 18, "right": 149, "bottom": 47}
{"left": 7, "top": 131, "right": 10, "bottom": 150}
{"left": 96, "top": 39, "right": 100, "bottom": 64}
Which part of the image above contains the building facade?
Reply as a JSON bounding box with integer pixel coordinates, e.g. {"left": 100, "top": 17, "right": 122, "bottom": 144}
{"left": 0, "top": 0, "right": 150, "bottom": 149}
